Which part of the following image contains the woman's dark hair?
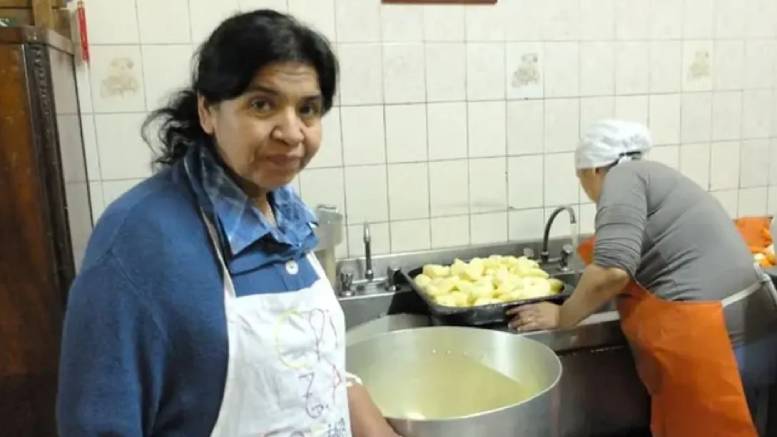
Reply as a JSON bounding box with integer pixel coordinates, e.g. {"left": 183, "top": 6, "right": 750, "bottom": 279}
{"left": 143, "top": 10, "right": 338, "bottom": 165}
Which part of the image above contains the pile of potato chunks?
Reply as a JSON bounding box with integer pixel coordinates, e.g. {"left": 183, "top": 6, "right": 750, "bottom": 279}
{"left": 414, "top": 255, "right": 564, "bottom": 308}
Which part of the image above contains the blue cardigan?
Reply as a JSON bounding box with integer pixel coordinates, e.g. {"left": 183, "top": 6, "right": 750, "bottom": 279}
{"left": 57, "top": 160, "right": 320, "bottom": 436}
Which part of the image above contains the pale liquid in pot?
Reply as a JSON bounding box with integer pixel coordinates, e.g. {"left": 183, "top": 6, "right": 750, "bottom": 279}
{"left": 360, "top": 350, "right": 535, "bottom": 420}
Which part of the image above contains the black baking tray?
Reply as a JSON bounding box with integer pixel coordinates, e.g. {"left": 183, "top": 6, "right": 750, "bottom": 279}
{"left": 400, "top": 266, "right": 574, "bottom": 326}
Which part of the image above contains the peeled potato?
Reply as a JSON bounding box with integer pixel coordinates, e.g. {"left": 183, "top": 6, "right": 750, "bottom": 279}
{"left": 450, "top": 258, "right": 468, "bottom": 277}
{"left": 462, "top": 263, "right": 484, "bottom": 281}
{"left": 414, "top": 274, "right": 432, "bottom": 288}
{"left": 522, "top": 268, "right": 550, "bottom": 279}
{"left": 473, "top": 296, "right": 500, "bottom": 306}
{"left": 548, "top": 278, "right": 564, "bottom": 293}
{"left": 522, "top": 278, "right": 552, "bottom": 298}
{"left": 423, "top": 264, "right": 451, "bottom": 278}
{"left": 450, "top": 292, "right": 470, "bottom": 307}
{"left": 434, "top": 294, "right": 458, "bottom": 307}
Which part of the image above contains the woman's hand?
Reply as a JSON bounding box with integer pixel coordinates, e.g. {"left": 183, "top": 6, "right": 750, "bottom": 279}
{"left": 348, "top": 383, "right": 402, "bottom": 437}
{"left": 506, "top": 302, "right": 561, "bottom": 332}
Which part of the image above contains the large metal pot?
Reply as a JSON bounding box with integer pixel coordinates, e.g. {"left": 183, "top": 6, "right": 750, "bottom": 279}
{"left": 346, "top": 326, "right": 562, "bottom": 437}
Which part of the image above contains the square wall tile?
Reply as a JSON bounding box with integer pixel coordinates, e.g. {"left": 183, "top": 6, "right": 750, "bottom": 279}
{"left": 381, "top": 5, "right": 423, "bottom": 42}
{"left": 508, "top": 155, "right": 544, "bottom": 209}
{"left": 95, "top": 114, "right": 153, "bottom": 180}
{"left": 299, "top": 167, "right": 345, "bottom": 214}
{"left": 338, "top": 44, "right": 383, "bottom": 105}
{"left": 89, "top": 182, "right": 105, "bottom": 221}
{"left": 383, "top": 44, "right": 426, "bottom": 104}
{"left": 423, "top": 5, "right": 465, "bottom": 42}
{"left": 544, "top": 99, "right": 580, "bottom": 153}
{"left": 75, "top": 65, "right": 93, "bottom": 113}
{"left": 428, "top": 103, "right": 468, "bottom": 161}
{"left": 431, "top": 216, "right": 470, "bottom": 249}
{"left": 683, "top": 41, "right": 713, "bottom": 91}
{"left": 465, "top": 3, "right": 505, "bottom": 41}
{"left": 740, "top": 140, "right": 770, "bottom": 188}
{"left": 769, "top": 187, "right": 777, "bottom": 217}
{"left": 580, "top": 97, "right": 615, "bottom": 134}
{"left": 89, "top": 46, "right": 146, "bottom": 113}
{"left": 580, "top": 42, "right": 614, "bottom": 97}
{"left": 391, "top": 220, "right": 431, "bottom": 252}
{"left": 429, "top": 160, "right": 469, "bottom": 216}
{"left": 544, "top": 153, "right": 578, "bottom": 206}
{"left": 341, "top": 106, "right": 385, "bottom": 166}
{"left": 507, "top": 100, "right": 544, "bottom": 156}
{"left": 681, "top": 93, "right": 712, "bottom": 143}
{"left": 426, "top": 44, "right": 466, "bottom": 102}
{"left": 239, "top": 0, "right": 286, "bottom": 11}
{"left": 388, "top": 163, "right": 429, "bottom": 220}
{"left": 505, "top": 0, "right": 543, "bottom": 41}
{"left": 80, "top": 115, "right": 100, "bottom": 181}
{"left": 649, "top": 94, "right": 681, "bottom": 145}
{"left": 615, "top": 42, "right": 649, "bottom": 95}
{"left": 649, "top": 41, "right": 683, "bottom": 93}
{"left": 137, "top": 0, "right": 191, "bottom": 44}
{"left": 309, "top": 108, "right": 343, "bottom": 168}
{"left": 541, "top": 0, "right": 580, "bottom": 41}
{"left": 385, "top": 104, "right": 427, "bottom": 163}
{"left": 544, "top": 42, "right": 579, "bottom": 98}
{"left": 348, "top": 222, "right": 390, "bottom": 256}
{"left": 742, "top": 90, "right": 773, "bottom": 139}
{"left": 744, "top": 41, "right": 776, "bottom": 90}
{"left": 714, "top": 41, "right": 744, "bottom": 91}
{"left": 190, "top": 0, "right": 239, "bottom": 45}
{"left": 509, "top": 208, "right": 545, "bottom": 242}
{"left": 141, "top": 45, "right": 193, "bottom": 110}
{"left": 716, "top": 0, "right": 746, "bottom": 39}
{"left": 467, "top": 43, "right": 505, "bottom": 100}
{"left": 649, "top": 146, "right": 679, "bottom": 170}
{"left": 86, "top": 0, "right": 139, "bottom": 44}
{"left": 680, "top": 143, "right": 711, "bottom": 190}
{"left": 745, "top": 0, "right": 777, "bottom": 38}
{"left": 469, "top": 158, "right": 507, "bottom": 213}
{"left": 683, "top": 0, "right": 715, "bottom": 39}
{"left": 471, "top": 212, "right": 508, "bottom": 244}
{"left": 102, "top": 179, "right": 142, "bottom": 206}
{"left": 739, "top": 188, "right": 768, "bottom": 217}
{"left": 468, "top": 101, "right": 506, "bottom": 158}
{"left": 335, "top": 0, "right": 381, "bottom": 42}
{"left": 579, "top": 0, "right": 614, "bottom": 40}
{"left": 771, "top": 140, "right": 777, "bottom": 185}
{"left": 712, "top": 92, "right": 743, "bottom": 142}
{"left": 650, "top": 0, "right": 683, "bottom": 39}
{"left": 712, "top": 190, "right": 739, "bottom": 218}
{"left": 580, "top": 203, "right": 597, "bottom": 235}
{"left": 345, "top": 165, "right": 388, "bottom": 223}
{"left": 615, "top": 96, "right": 648, "bottom": 126}
{"left": 289, "top": 0, "right": 337, "bottom": 42}
{"left": 710, "top": 142, "right": 741, "bottom": 190}
{"left": 506, "top": 43, "right": 544, "bottom": 100}
{"left": 615, "top": 0, "right": 650, "bottom": 40}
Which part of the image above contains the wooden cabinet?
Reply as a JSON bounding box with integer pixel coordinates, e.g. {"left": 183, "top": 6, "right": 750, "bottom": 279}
{"left": 0, "top": 26, "right": 91, "bottom": 436}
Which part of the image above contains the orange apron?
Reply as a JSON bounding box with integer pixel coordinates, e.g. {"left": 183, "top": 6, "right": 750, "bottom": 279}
{"left": 577, "top": 238, "right": 757, "bottom": 437}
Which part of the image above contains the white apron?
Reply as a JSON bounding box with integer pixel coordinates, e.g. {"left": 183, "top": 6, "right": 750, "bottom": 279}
{"left": 201, "top": 213, "right": 352, "bottom": 437}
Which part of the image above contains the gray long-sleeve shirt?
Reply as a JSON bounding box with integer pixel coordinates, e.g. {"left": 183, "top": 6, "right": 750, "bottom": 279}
{"left": 593, "top": 160, "right": 774, "bottom": 343}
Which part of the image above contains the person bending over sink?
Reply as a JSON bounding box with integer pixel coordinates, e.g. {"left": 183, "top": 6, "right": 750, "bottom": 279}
{"left": 508, "top": 119, "right": 777, "bottom": 437}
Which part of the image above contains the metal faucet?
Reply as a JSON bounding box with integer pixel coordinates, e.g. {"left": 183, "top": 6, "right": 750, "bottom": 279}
{"left": 363, "top": 223, "right": 374, "bottom": 281}
{"left": 541, "top": 205, "right": 577, "bottom": 267}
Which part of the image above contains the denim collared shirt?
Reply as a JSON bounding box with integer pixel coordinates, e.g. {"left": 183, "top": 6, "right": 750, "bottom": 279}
{"left": 184, "top": 145, "right": 319, "bottom": 269}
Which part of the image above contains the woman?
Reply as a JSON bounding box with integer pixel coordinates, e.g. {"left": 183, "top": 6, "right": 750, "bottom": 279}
{"left": 57, "top": 10, "right": 398, "bottom": 437}
{"left": 508, "top": 120, "right": 777, "bottom": 436}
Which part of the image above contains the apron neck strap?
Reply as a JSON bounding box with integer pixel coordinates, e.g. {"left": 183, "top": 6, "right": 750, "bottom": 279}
{"left": 200, "top": 209, "right": 237, "bottom": 299}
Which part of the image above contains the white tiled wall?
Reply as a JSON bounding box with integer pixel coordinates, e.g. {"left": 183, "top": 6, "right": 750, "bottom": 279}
{"left": 76, "top": 0, "right": 777, "bottom": 258}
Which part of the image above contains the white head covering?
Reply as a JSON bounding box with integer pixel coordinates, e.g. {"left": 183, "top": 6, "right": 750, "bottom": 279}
{"left": 575, "top": 119, "right": 653, "bottom": 170}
